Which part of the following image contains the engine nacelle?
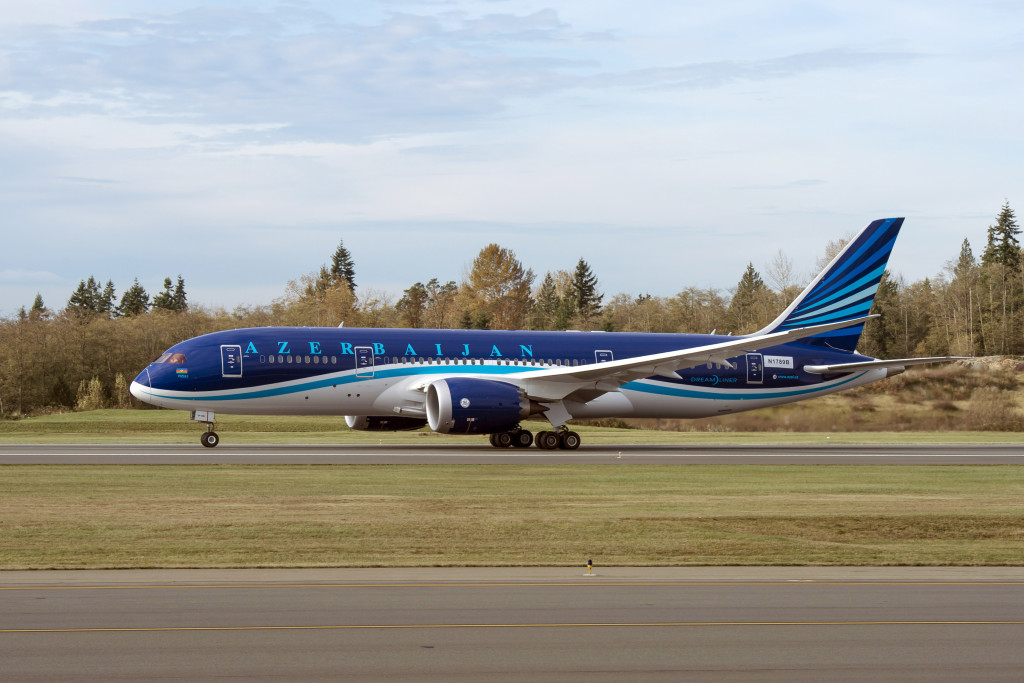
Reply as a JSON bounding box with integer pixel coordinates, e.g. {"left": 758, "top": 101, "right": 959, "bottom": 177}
{"left": 345, "top": 415, "right": 428, "bottom": 431}
{"left": 426, "top": 378, "right": 536, "bottom": 434}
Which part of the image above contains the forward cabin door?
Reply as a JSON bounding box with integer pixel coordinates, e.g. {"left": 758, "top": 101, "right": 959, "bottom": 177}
{"left": 745, "top": 353, "right": 764, "bottom": 385}
{"left": 595, "top": 350, "right": 614, "bottom": 363}
{"left": 355, "top": 346, "right": 375, "bottom": 378}
{"left": 221, "top": 345, "right": 243, "bottom": 378}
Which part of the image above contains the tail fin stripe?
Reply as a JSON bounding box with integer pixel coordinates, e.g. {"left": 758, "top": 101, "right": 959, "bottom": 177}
{"left": 800, "top": 233, "right": 898, "bottom": 307}
{"left": 785, "top": 264, "right": 887, "bottom": 321}
{"left": 781, "top": 300, "right": 875, "bottom": 327}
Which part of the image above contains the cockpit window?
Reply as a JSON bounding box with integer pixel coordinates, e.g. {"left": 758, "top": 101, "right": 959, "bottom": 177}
{"left": 156, "top": 353, "right": 187, "bottom": 364}
{"left": 155, "top": 353, "right": 172, "bottom": 363}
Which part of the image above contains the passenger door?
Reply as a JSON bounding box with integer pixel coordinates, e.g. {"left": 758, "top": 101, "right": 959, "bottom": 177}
{"left": 221, "top": 345, "right": 243, "bottom": 378}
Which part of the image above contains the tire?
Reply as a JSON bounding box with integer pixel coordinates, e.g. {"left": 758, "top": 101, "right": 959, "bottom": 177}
{"left": 513, "top": 430, "right": 533, "bottom": 448}
{"left": 488, "top": 433, "right": 500, "bottom": 448}
{"left": 558, "top": 431, "right": 581, "bottom": 450}
{"left": 536, "top": 431, "right": 560, "bottom": 450}
{"left": 200, "top": 431, "right": 220, "bottom": 448}
{"left": 495, "top": 432, "right": 514, "bottom": 448}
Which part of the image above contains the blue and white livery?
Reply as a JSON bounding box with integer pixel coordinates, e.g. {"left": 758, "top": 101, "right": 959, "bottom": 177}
{"left": 131, "top": 218, "right": 960, "bottom": 449}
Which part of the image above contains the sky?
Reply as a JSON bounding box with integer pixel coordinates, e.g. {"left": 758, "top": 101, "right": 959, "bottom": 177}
{"left": 1, "top": 1, "right": 1022, "bottom": 317}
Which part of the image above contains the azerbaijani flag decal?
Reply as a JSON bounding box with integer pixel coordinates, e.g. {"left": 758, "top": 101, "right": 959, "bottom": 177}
{"left": 176, "top": 368, "right": 188, "bottom": 378}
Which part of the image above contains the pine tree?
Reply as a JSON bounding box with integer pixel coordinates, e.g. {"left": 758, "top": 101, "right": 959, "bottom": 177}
{"left": 728, "top": 263, "right": 771, "bottom": 333}
{"left": 68, "top": 276, "right": 102, "bottom": 314}
{"left": 29, "top": 293, "right": 47, "bottom": 320}
{"left": 118, "top": 278, "right": 150, "bottom": 317}
{"left": 982, "top": 201, "right": 1021, "bottom": 270}
{"left": 152, "top": 277, "right": 175, "bottom": 310}
{"left": 329, "top": 240, "right": 357, "bottom": 292}
{"left": 98, "top": 281, "right": 116, "bottom": 316}
{"left": 568, "top": 258, "right": 602, "bottom": 323}
{"left": 171, "top": 275, "right": 187, "bottom": 311}
{"left": 532, "top": 272, "right": 562, "bottom": 330}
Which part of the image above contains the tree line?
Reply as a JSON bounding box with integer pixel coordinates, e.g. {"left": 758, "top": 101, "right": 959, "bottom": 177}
{"left": 1, "top": 204, "right": 1019, "bottom": 415}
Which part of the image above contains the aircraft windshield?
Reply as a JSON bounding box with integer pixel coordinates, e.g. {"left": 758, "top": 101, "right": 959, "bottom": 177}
{"left": 155, "top": 353, "right": 187, "bottom": 364}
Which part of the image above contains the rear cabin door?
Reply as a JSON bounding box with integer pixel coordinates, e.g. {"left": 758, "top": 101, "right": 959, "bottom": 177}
{"left": 355, "top": 346, "right": 375, "bottom": 378}
{"left": 221, "top": 345, "right": 243, "bottom": 377}
{"left": 745, "top": 353, "right": 764, "bottom": 385}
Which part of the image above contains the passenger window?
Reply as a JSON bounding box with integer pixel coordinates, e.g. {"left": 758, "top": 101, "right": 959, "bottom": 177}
{"left": 572, "top": 359, "right": 578, "bottom": 366}
{"left": 287, "top": 356, "right": 293, "bottom": 364}
{"left": 269, "top": 355, "right": 275, "bottom": 364}
{"left": 331, "top": 356, "right": 337, "bottom": 364}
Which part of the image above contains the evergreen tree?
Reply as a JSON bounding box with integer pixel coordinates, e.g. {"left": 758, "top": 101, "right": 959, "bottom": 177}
{"left": 982, "top": 201, "right": 1021, "bottom": 270}
{"left": 152, "top": 277, "right": 175, "bottom": 310}
{"left": 118, "top": 278, "right": 150, "bottom": 317}
{"left": 171, "top": 275, "right": 187, "bottom": 311}
{"left": 568, "top": 258, "right": 602, "bottom": 323}
{"left": 29, "top": 293, "right": 46, "bottom": 320}
{"left": 532, "top": 272, "right": 562, "bottom": 330}
{"left": 727, "top": 263, "right": 771, "bottom": 333}
{"left": 98, "top": 281, "right": 116, "bottom": 316}
{"left": 329, "top": 240, "right": 357, "bottom": 292}
{"left": 68, "top": 276, "right": 102, "bottom": 314}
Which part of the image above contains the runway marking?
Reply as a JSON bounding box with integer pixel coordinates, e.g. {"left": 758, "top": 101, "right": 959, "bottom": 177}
{"left": 5, "top": 620, "right": 1024, "bottom": 634}
{"left": 3, "top": 581, "right": 1023, "bottom": 591}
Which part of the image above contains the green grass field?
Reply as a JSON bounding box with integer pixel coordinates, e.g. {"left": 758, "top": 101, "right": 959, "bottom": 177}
{"left": 2, "top": 410, "right": 1023, "bottom": 569}
{"left": 2, "top": 464, "right": 1023, "bottom": 569}
{"left": 2, "top": 409, "right": 1024, "bottom": 444}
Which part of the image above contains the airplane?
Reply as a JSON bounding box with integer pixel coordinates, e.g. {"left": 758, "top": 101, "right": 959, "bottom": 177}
{"left": 130, "top": 217, "right": 962, "bottom": 449}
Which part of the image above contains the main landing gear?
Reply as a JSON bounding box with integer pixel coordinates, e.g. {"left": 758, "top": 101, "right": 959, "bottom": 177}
{"left": 488, "top": 427, "right": 581, "bottom": 450}
{"left": 192, "top": 410, "right": 220, "bottom": 448}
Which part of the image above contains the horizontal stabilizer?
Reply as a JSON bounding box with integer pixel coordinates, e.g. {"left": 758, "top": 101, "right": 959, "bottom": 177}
{"left": 803, "top": 356, "right": 969, "bottom": 375}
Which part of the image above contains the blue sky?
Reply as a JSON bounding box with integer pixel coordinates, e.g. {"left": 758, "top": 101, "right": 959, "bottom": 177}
{"left": 1, "top": 1, "right": 1021, "bottom": 317}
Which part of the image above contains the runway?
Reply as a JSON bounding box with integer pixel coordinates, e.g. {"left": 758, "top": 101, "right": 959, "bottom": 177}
{"left": 0, "top": 443, "right": 1022, "bottom": 464}
{"left": 2, "top": 567, "right": 1023, "bottom": 681}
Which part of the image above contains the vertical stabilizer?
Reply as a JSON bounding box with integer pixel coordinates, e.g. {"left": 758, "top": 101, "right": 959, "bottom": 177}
{"left": 753, "top": 217, "right": 904, "bottom": 353}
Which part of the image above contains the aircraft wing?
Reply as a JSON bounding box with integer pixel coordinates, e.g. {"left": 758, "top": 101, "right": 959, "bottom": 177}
{"left": 803, "top": 356, "right": 968, "bottom": 375}
{"left": 512, "top": 316, "right": 877, "bottom": 402}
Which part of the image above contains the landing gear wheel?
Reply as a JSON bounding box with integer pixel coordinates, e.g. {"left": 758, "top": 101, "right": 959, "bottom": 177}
{"left": 200, "top": 431, "right": 220, "bottom": 448}
{"left": 488, "top": 433, "right": 500, "bottom": 448}
{"left": 494, "top": 432, "right": 514, "bottom": 448}
{"left": 536, "top": 431, "right": 560, "bottom": 450}
{"left": 512, "top": 430, "right": 533, "bottom": 448}
{"left": 558, "top": 431, "right": 581, "bottom": 450}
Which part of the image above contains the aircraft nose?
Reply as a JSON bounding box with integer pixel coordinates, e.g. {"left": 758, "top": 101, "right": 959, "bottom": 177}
{"left": 130, "top": 368, "right": 152, "bottom": 403}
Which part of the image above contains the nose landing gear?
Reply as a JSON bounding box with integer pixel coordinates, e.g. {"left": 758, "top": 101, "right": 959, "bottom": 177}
{"left": 192, "top": 410, "right": 220, "bottom": 448}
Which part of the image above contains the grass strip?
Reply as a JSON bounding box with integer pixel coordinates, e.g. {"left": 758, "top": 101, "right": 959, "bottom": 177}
{"left": 2, "top": 464, "right": 1023, "bottom": 569}
{"left": 2, "top": 410, "right": 1023, "bottom": 444}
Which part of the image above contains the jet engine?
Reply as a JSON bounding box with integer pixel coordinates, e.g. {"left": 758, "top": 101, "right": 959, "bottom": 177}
{"left": 344, "top": 415, "right": 428, "bottom": 431}
{"left": 425, "top": 378, "right": 543, "bottom": 434}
